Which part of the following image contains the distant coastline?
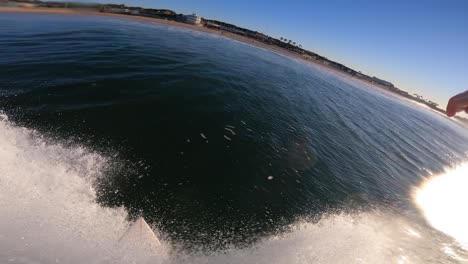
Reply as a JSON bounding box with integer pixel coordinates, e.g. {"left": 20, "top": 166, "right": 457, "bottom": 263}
{"left": 1, "top": 2, "right": 462, "bottom": 123}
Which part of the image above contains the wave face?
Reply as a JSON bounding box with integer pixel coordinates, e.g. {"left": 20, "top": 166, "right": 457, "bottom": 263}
{"left": 1, "top": 13, "right": 468, "bottom": 263}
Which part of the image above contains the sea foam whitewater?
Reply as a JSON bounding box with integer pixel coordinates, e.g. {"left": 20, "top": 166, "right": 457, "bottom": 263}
{"left": 0, "top": 113, "right": 130, "bottom": 263}
{"left": 0, "top": 114, "right": 467, "bottom": 263}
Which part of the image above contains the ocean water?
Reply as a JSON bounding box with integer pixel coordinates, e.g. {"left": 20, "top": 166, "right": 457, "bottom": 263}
{"left": 1, "top": 13, "right": 468, "bottom": 263}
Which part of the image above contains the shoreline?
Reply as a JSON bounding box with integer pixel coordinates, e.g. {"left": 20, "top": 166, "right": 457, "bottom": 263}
{"left": 0, "top": 7, "right": 371, "bottom": 77}
{"left": 0, "top": 7, "right": 447, "bottom": 116}
{"left": 0, "top": 7, "right": 317, "bottom": 63}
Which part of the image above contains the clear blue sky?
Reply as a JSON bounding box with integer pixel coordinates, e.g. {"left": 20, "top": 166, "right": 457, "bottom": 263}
{"left": 80, "top": 0, "right": 467, "bottom": 108}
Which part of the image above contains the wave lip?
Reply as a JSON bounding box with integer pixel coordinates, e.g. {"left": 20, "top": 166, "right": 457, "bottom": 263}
{"left": 0, "top": 116, "right": 467, "bottom": 263}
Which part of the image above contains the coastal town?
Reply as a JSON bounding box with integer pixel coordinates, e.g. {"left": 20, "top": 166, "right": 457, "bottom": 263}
{"left": 1, "top": 0, "right": 449, "bottom": 116}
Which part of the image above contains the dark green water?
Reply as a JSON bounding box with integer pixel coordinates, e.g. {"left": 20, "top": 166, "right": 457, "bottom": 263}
{"left": 1, "top": 13, "right": 468, "bottom": 263}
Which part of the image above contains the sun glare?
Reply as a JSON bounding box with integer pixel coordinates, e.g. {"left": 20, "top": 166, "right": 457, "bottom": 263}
{"left": 415, "top": 163, "right": 468, "bottom": 247}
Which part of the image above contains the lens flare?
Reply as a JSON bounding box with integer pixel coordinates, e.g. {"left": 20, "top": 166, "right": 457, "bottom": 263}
{"left": 415, "top": 163, "right": 468, "bottom": 247}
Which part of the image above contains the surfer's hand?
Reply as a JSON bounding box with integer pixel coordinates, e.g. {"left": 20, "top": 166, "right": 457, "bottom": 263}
{"left": 447, "top": 90, "right": 468, "bottom": 117}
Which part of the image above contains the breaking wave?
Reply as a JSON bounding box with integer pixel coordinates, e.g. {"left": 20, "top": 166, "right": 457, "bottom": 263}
{"left": 1, "top": 114, "right": 467, "bottom": 264}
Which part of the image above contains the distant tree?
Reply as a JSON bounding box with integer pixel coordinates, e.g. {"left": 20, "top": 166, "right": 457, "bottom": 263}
{"left": 288, "top": 40, "right": 292, "bottom": 44}
{"left": 293, "top": 42, "right": 296, "bottom": 46}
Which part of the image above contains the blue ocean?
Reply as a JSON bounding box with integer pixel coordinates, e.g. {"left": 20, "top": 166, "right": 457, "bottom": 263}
{"left": 1, "top": 13, "right": 468, "bottom": 263}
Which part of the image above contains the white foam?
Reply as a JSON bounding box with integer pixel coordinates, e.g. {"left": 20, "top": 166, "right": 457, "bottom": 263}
{"left": 0, "top": 114, "right": 167, "bottom": 263}
{"left": 0, "top": 114, "right": 465, "bottom": 263}
{"left": 170, "top": 212, "right": 468, "bottom": 264}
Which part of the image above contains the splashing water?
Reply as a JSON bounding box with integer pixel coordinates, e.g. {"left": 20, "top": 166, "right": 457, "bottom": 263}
{"left": 0, "top": 113, "right": 467, "bottom": 263}
{"left": 0, "top": 113, "right": 169, "bottom": 263}
{"left": 415, "top": 163, "right": 468, "bottom": 249}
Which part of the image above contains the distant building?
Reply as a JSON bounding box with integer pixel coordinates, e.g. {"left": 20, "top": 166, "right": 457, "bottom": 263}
{"left": 355, "top": 73, "right": 365, "bottom": 78}
{"left": 371, "top": 76, "right": 394, "bottom": 87}
{"left": 183, "top": 13, "right": 201, "bottom": 25}
{"left": 103, "top": 7, "right": 127, "bottom": 14}
{"left": 427, "top": 101, "right": 438, "bottom": 107}
{"left": 101, "top": 5, "right": 143, "bottom": 15}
